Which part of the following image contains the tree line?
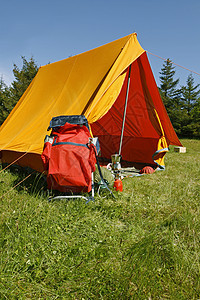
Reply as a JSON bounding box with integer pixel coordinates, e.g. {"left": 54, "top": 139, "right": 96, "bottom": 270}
{"left": 0, "top": 56, "right": 200, "bottom": 138}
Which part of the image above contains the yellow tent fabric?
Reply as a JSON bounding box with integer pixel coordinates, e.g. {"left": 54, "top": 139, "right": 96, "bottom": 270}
{"left": 0, "top": 33, "right": 144, "bottom": 155}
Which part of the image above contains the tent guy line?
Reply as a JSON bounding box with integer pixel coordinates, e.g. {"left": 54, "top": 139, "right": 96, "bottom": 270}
{"left": 0, "top": 152, "right": 28, "bottom": 174}
{"left": 146, "top": 51, "right": 200, "bottom": 76}
{"left": 0, "top": 171, "right": 35, "bottom": 200}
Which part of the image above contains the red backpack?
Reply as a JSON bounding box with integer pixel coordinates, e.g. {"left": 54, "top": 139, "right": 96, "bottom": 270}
{"left": 41, "top": 115, "right": 96, "bottom": 193}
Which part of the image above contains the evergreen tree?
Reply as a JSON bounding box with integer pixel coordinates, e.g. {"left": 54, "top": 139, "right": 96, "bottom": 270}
{"left": 9, "top": 56, "right": 39, "bottom": 109}
{"left": 192, "top": 98, "right": 200, "bottom": 137}
{"left": 181, "top": 74, "right": 200, "bottom": 115}
{"left": 181, "top": 74, "right": 200, "bottom": 137}
{"left": 0, "top": 77, "right": 11, "bottom": 125}
{"left": 159, "top": 59, "right": 180, "bottom": 110}
{"left": 159, "top": 59, "right": 182, "bottom": 134}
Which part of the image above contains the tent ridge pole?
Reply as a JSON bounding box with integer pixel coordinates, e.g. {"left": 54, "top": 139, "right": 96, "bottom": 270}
{"left": 118, "top": 64, "right": 132, "bottom": 156}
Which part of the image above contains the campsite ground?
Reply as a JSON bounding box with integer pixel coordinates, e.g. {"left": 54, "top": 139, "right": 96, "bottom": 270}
{"left": 0, "top": 139, "right": 199, "bottom": 299}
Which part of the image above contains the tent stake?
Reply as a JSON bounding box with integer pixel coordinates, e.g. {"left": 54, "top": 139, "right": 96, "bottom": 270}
{"left": 118, "top": 64, "right": 132, "bottom": 156}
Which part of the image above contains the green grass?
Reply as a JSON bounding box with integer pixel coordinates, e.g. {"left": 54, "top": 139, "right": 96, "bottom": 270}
{"left": 0, "top": 139, "right": 200, "bottom": 299}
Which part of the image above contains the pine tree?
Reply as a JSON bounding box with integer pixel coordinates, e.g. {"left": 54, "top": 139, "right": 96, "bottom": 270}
{"left": 9, "top": 56, "right": 39, "bottom": 108}
{"left": 0, "top": 77, "right": 11, "bottom": 125}
{"left": 159, "top": 59, "right": 181, "bottom": 134}
{"left": 192, "top": 98, "right": 200, "bottom": 137}
{"left": 181, "top": 74, "right": 200, "bottom": 137}
{"left": 159, "top": 59, "right": 179, "bottom": 107}
{"left": 181, "top": 74, "right": 200, "bottom": 115}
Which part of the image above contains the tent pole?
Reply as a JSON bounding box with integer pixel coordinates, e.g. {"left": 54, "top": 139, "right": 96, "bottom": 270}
{"left": 118, "top": 64, "right": 132, "bottom": 156}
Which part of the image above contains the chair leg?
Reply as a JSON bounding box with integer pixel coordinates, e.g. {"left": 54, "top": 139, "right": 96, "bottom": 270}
{"left": 91, "top": 172, "right": 94, "bottom": 198}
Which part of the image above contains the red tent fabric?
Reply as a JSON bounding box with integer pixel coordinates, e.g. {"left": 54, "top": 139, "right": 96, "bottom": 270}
{"left": 91, "top": 52, "right": 182, "bottom": 168}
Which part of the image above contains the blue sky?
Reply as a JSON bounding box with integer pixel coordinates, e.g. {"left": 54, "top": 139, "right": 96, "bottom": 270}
{"left": 1, "top": 0, "right": 200, "bottom": 87}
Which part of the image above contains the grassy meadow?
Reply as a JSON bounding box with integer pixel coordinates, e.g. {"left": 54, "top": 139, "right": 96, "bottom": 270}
{"left": 0, "top": 139, "right": 199, "bottom": 299}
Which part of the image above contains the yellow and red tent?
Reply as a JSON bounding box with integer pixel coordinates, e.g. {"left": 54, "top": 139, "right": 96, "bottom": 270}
{"left": 0, "top": 33, "right": 182, "bottom": 172}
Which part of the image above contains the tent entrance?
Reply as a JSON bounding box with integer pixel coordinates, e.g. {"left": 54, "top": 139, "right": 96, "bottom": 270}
{"left": 91, "top": 52, "right": 163, "bottom": 168}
